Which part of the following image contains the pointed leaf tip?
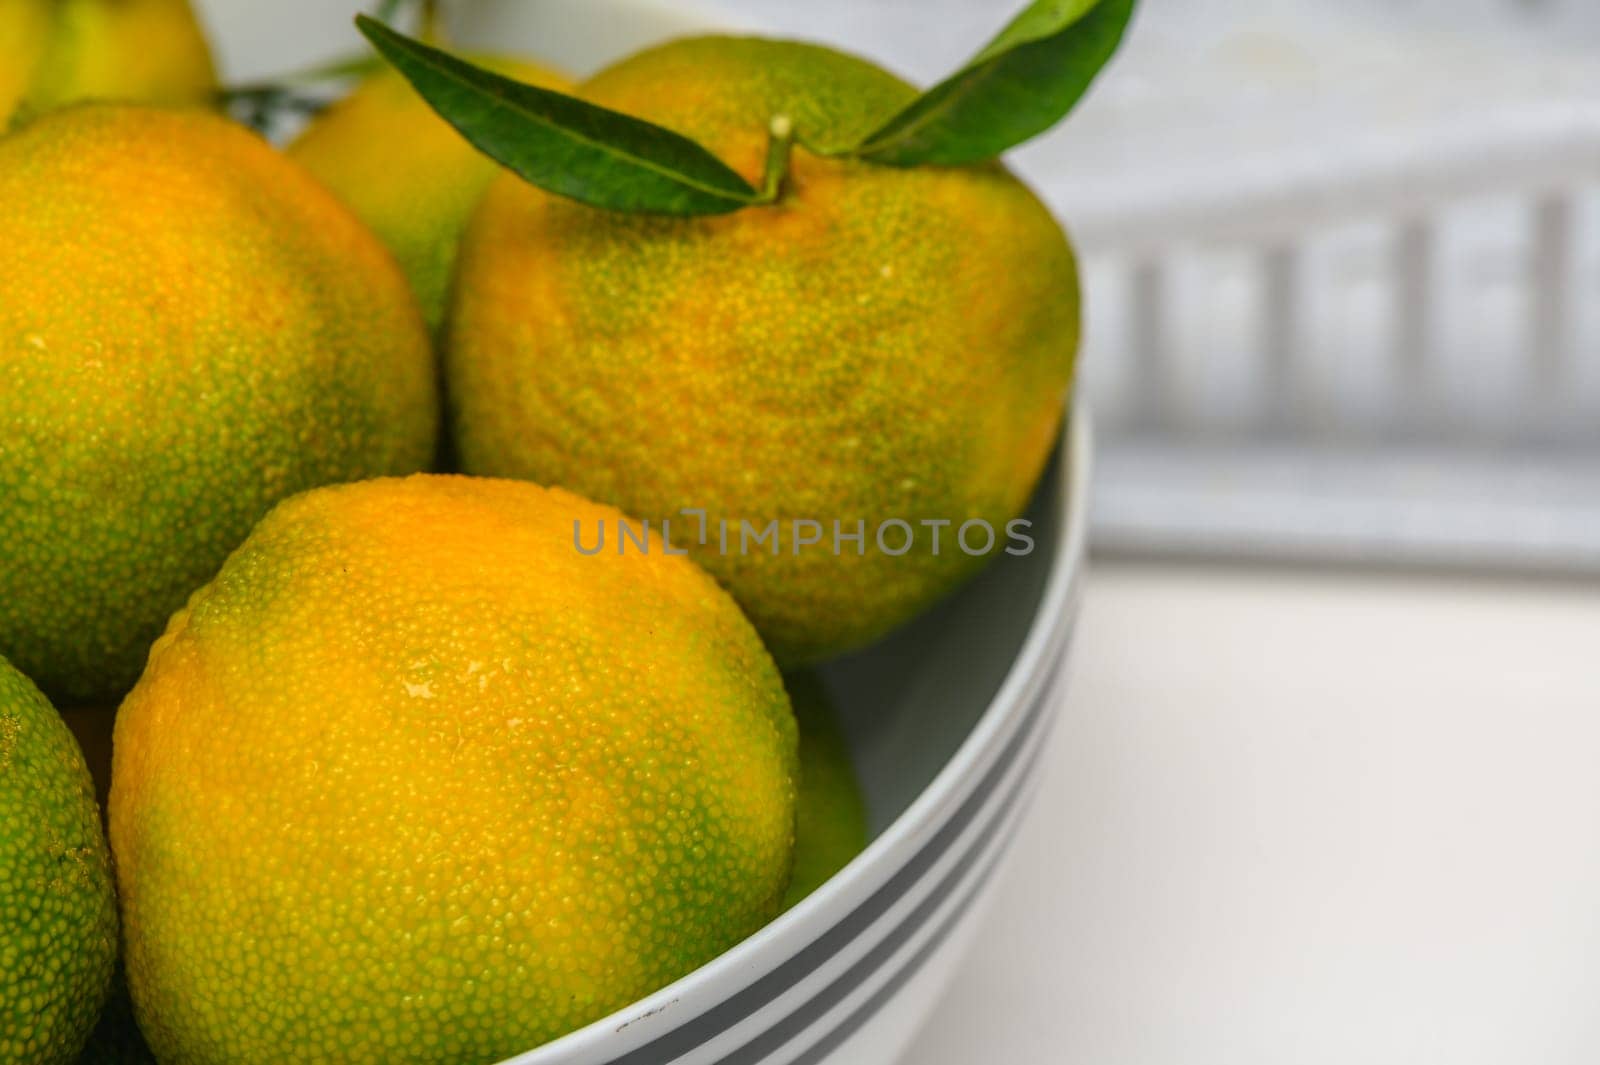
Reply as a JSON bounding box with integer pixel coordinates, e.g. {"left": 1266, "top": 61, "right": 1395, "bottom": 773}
{"left": 854, "top": 0, "right": 1136, "bottom": 167}
{"left": 355, "top": 15, "right": 762, "bottom": 216}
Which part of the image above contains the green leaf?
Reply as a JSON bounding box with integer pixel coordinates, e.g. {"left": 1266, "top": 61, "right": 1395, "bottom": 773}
{"left": 355, "top": 16, "right": 764, "bottom": 216}
{"left": 854, "top": 0, "right": 1136, "bottom": 167}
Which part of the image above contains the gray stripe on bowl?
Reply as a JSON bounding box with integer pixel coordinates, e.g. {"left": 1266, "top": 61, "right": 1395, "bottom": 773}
{"left": 609, "top": 645, "right": 1067, "bottom": 1065}
{"left": 786, "top": 736, "right": 1053, "bottom": 1065}
{"left": 708, "top": 662, "right": 1062, "bottom": 1065}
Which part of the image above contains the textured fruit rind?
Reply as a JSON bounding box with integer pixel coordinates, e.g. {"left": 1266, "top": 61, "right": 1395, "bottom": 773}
{"left": 111, "top": 475, "right": 798, "bottom": 1065}
{"left": 449, "top": 36, "right": 1079, "bottom": 666}
{"left": 0, "top": 104, "right": 438, "bottom": 703}
{"left": 289, "top": 55, "right": 572, "bottom": 334}
{"left": 0, "top": 656, "right": 117, "bottom": 1065}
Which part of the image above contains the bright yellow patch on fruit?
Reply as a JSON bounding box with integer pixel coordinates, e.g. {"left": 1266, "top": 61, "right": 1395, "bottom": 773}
{"left": 0, "top": 656, "right": 117, "bottom": 1065}
{"left": 111, "top": 475, "right": 798, "bottom": 1065}
{"left": 0, "top": 104, "right": 437, "bottom": 704}
{"left": 1, "top": 0, "right": 216, "bottom": 126}
{"left": 289, "top": 56, "right": 572, "bottom": 332}
{"left": 449, "top": 36, "right": 1079, "bottom": 666}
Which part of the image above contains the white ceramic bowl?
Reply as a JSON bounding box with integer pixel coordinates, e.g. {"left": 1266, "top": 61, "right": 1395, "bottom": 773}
{"left": 194, "top": 1, "right": 1092, "bottom": 1061}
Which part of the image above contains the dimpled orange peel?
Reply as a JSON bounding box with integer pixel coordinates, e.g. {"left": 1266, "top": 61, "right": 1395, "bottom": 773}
{"left": 0, "top": 103, "right": 437, "bottom": 704}
{"left": 448, "top": 36, "right": 1079, "bottom": 666}
{"left": 289, "top": 54, "right": 573, "bottom": 333}
{"left": 0, "top": 655, "right": 117, "bottom": 1065}
{"left": 110, "top": 475, "right": 798, "bottom": 1065}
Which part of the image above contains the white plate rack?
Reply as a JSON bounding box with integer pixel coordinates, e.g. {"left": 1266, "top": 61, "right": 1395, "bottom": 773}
{"left": 1010, "top": 0, "right": 1600, "bottom": 571}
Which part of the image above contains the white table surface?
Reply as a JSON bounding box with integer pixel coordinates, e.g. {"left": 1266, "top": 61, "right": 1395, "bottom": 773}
{"left": 900, "top": 560, "right": 1600, "bottom": 1065}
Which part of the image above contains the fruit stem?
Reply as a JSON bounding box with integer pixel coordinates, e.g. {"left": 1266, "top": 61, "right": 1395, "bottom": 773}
{"left": 759, "top": 115, "right": 796, "bottom": 204}
{"left": 419, "top": 0, "right": 444, "bottom": 44}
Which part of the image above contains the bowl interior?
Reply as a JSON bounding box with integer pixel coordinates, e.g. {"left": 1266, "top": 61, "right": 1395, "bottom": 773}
{"left": 818, "top": 460, "right": 1063, "bottom": 834}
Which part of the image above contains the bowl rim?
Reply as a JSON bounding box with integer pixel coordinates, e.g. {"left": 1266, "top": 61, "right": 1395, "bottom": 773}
{"left": 507, "top": 400, "right": 1093, "bottom": 1065}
